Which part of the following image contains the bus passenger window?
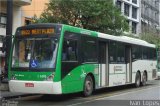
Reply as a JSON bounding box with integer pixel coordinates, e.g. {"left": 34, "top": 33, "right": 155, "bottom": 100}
{"left": 132, "top": 46, "right": 142, "bottom": 61}
{"left": 142, "top": 47, "right": 148, "bottom": 59}
{"left": 82, "top": 36, "right": 98, "bottom": 62}
{"left": 62, "top": 40, "right": 77, "bottom": 61}
{"left": 109, "top": 42, "right": 125, "bottom": 63}
{"left": 109, "top": 42, "right": 117, "bottom": 63}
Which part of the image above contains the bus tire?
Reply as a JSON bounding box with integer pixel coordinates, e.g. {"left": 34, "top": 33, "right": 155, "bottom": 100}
{"left": 141, "top": 72, "right": 147, "bottom": 86}
{"left": 135, "top": 72, "right": 141, "bottom": 87}
{"left": 83, "top": 75, "right": 93, "bottom": 97}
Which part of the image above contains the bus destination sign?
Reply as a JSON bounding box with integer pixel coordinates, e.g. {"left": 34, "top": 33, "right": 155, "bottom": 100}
{"left": 21, "top": 28, "right": 55, "bottom": 35}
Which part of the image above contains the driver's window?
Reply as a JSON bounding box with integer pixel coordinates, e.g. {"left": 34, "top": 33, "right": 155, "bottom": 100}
{"left": 62, "top": 32, "right": 78, "bottom": 61}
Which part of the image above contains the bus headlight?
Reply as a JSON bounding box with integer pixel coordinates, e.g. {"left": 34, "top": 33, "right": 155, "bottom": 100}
{"left": 46, "top": 74, "right": 54, "bottom": 81}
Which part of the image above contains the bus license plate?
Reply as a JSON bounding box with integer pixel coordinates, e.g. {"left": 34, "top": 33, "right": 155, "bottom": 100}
{"left": 25, "top": 83, "right": 34, "bottom": 87}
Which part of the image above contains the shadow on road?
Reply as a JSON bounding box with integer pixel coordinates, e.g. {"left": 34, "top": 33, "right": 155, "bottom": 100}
{"left": 26, "top": 83, "right": 155, "bottom": 102}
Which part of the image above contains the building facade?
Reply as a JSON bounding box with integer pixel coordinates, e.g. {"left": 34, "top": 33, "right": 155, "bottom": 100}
{"left": 114, "top": 0, "right": 160, "bottom": 36}
{"left": 21, "top": 0, "right": 48, "bottom": 25}
{"left": 114, "top": 0, "right": 141, "bottom": 35}
{"left": 141, "top": 0, "right": 160, "bottom": 35}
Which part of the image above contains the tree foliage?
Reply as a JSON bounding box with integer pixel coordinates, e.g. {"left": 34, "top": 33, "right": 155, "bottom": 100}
{"left": 123, "top": 31, "right": 160, "bottom": 47}
{"left": 34, "top": 0, "right": 129, "bottom": 35}
{"left": 140, "top": 33, "right": 160, "bottom": 48}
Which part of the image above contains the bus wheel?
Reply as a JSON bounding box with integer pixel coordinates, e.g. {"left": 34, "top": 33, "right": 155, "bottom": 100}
{"left": 135, "top": 72, "right": 141, "bottom": 87}
{"left": 83, "top": 75, "right": 93, "bottom": 97}
{"left": 141, "top": 72, "right": 147, "bottom": 86}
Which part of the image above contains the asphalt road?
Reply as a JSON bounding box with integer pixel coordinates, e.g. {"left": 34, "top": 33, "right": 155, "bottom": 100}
{"left": 3, "top": 80, "right": 160, "bottom": 106}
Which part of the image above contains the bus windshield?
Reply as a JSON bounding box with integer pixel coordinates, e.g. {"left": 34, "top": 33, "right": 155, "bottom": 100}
{"left": 12, "top": 37, "right": 58, "bottom": 70}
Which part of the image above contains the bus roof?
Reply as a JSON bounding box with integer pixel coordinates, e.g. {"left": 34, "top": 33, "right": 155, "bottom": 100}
{"left": 62, "top": 24, "right": 155, "bottom": 48}
{"left": 98, "top": 33, "right": 155, "bottom": 48}
{"left": 17, "top": 23, "right": 155, "bottom": 48}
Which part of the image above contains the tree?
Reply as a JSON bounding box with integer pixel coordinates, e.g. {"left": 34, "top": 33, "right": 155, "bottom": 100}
{"left": 123, "top": 31, "right": 160, "bottom": 47}
{"left": 34, "top": 0, "right": 129, "bottom": 35}
{"left": 140, "top": 33, "right": 160, "bottom": 48}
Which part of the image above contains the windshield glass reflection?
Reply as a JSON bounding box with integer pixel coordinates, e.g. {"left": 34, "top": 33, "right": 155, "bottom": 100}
{"left": 12, "top": 38, "right": 58, "bottom": 69}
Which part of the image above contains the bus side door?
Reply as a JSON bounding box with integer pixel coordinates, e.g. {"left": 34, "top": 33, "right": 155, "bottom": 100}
{"left": 61, "top": 32, "right": 82, "bottom": 93}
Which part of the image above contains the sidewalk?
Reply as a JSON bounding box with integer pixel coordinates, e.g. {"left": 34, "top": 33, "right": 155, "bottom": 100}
{"left": 0, "top": 91, "right": 28, "bottom": 99}
{"left": 0, "top": 83, "right": 29, "bottom": 99}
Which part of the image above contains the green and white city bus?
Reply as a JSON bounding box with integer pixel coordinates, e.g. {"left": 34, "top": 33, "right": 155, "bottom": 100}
{"left": 9, "top": 24, "right": 157, "bottom": 96}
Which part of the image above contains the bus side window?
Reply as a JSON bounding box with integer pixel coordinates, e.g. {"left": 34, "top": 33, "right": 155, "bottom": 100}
{"left": 132, "top": 46, "right": 142, "bottom": 61}
{"left": 142, "top": 47, "right": 148, "bottom": 59}
{"left": 62, "top": 32, "right": 78, "bottom": 61}
{"left": 82, "top": 36, "right": 98, "bottom": 62}
{"left": 109, "top": 42, "right": 125, "bottom": 64}
{"left": 109, "top": 42, "right": 117, "bottom": 63}
{"left": 116, "top": 43, "right": 125, "bottom": 63}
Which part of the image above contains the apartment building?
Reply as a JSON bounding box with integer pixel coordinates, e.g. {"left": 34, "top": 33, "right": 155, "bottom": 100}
{"left": 141, "top": 0, "right": 160, "bottom": 35}
{"left": 0, "top": 0, "right": 32, "bottom": 36}
{"left": 114, "top": 0, "right": 141, "bottom": 35}
{"left": 114, "top": 0, "right": 160, "bottom": 35}
{"left": 21, "top": 0, "right": 49, "bottom": 25}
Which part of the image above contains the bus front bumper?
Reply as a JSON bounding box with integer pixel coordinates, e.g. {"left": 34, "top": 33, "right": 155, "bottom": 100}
{"left": 9, "top": 80, "right": 62, "bottom": 94}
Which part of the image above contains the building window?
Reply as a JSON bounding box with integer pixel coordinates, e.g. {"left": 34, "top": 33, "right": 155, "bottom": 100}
{"left": 0, "top": 13, "right": 7, "bottom": 28}
{"left": 124, "top": 3, "right": 130, "bottom": 17}
{"left": 132, "top": 0, "right": 137, "bottom": 4}
{"left": 132, "top": 22, "right": 137, "bottom": 34}
{"left": 132, "top": 7, "right": 137, "bottom": 19}
{"left": 116, "top": 0, "right": 121, "bottom": 10}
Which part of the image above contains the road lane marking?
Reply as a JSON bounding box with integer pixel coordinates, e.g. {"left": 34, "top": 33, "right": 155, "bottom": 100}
{"left": 96, "top": 86, "right": 160, "bottom": 100}
{"left": 75, "top": 84, "right": 160, "bottom": 101}
{"left": 67, "top": 86, "right": 160, "bottom": 106}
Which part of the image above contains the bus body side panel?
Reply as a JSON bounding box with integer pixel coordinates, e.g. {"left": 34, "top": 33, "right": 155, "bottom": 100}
{"left": 53, "top": 25, "right": 65, "bottom": 82}
{"left": 132, "top": 60, "right": 157, "bottom": 83}
{"left": 9, "top": 71, "right": 52, "bottom": 81}
{"left": 108, "top": 64, "right": 126, "bottom": 87}
{"left": 61, "top": 64, "right": 98, "bottom": 94}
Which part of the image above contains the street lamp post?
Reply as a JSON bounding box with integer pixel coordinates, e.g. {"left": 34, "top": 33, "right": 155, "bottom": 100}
{"left": 4, "top": 0, "right": 13, "bottom": 81}
{"left": 6, "top": 0, "right": 13, "bottom": 36}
